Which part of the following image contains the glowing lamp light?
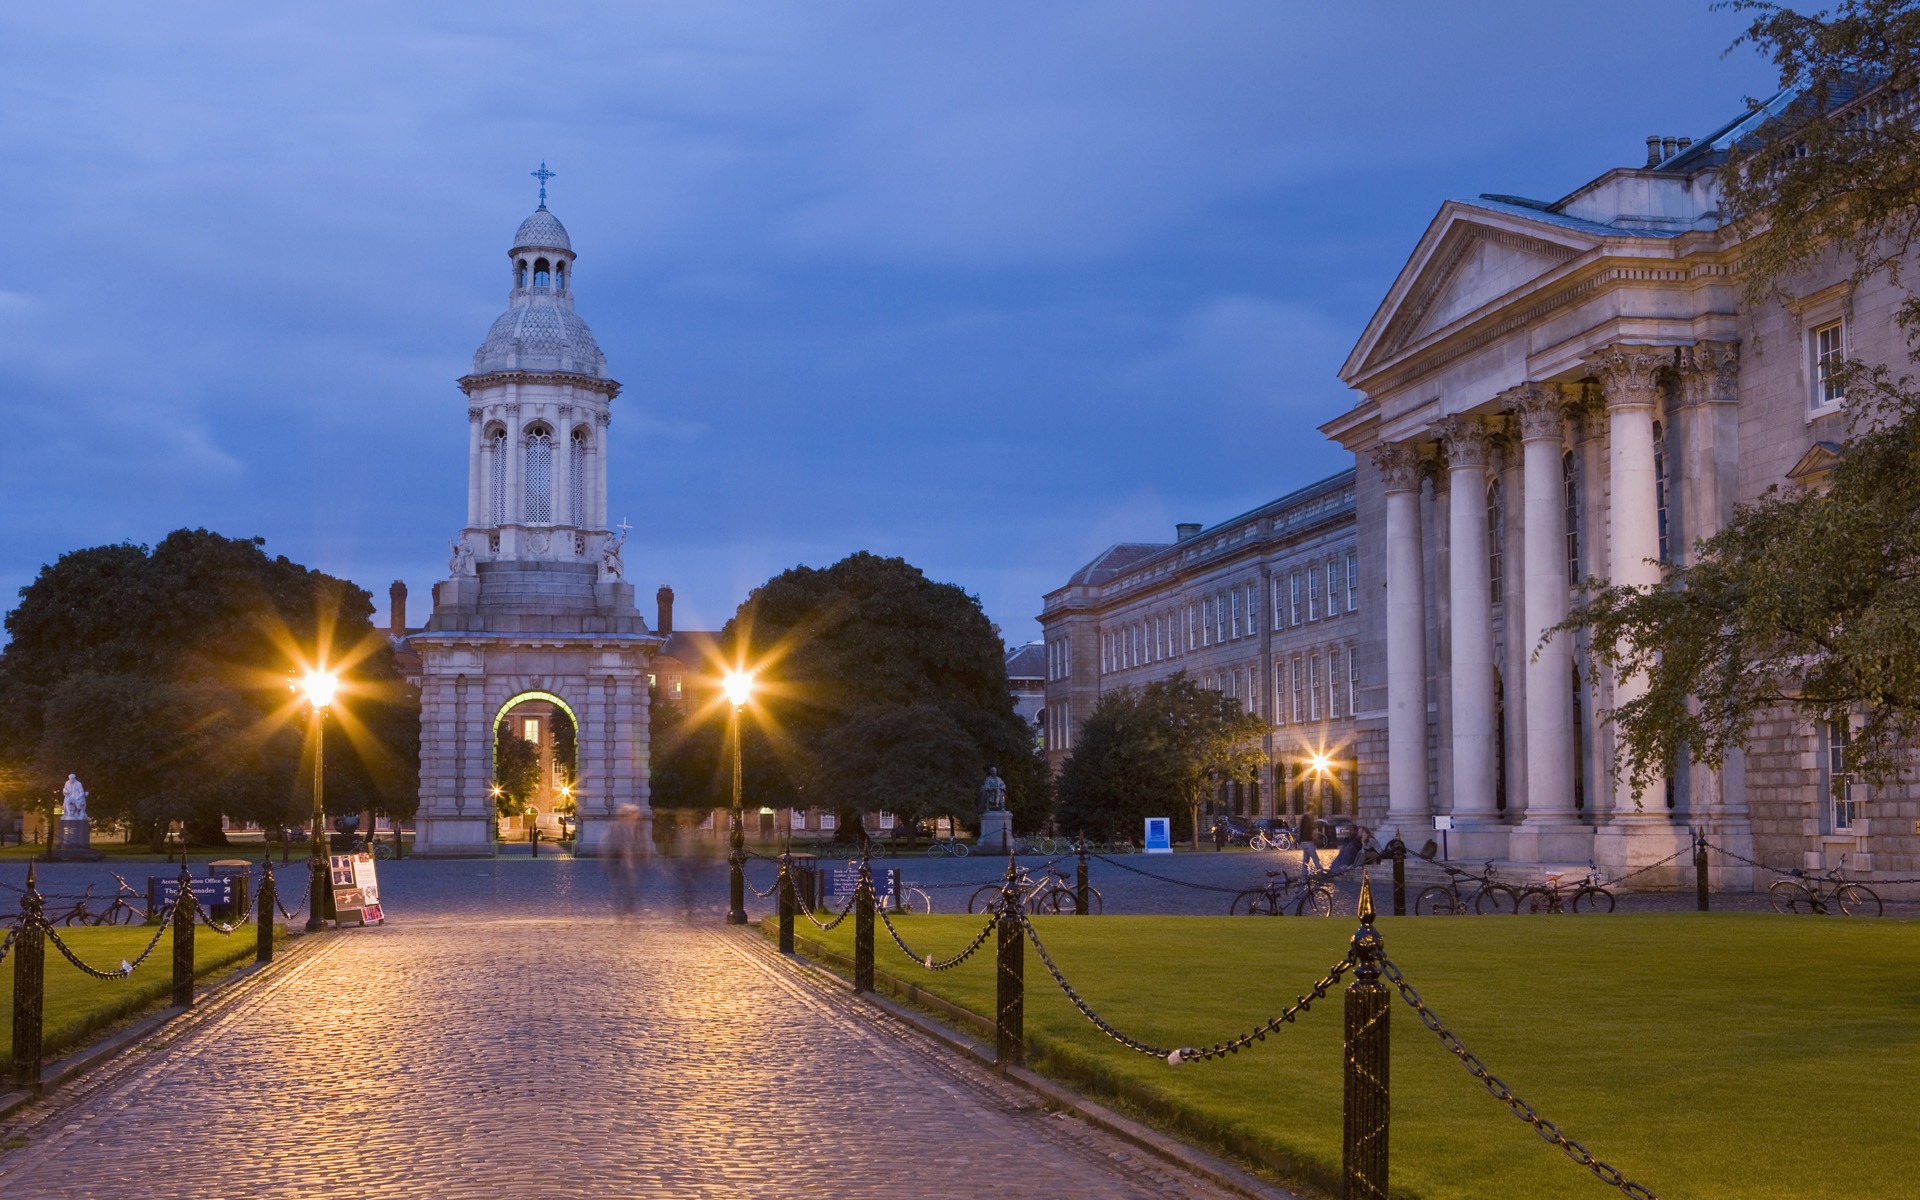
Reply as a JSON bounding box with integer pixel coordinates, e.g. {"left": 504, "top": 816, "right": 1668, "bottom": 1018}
{"left": 722, "top": 670, "right": 756, "bottom": 709}
{"left": 297, "top": 669, "right": 340, "bottom": 710}
{"left": 1308, "top": 751, "right": 1334, "bottom": 777}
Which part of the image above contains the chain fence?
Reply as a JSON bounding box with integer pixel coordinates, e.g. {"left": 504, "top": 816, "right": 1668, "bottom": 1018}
{"left": 40, "top": 894, "right": 183, "bottom": 981}
{"left": 1700, "top": 837, "right": 1920, "bottom": 886}
{"left": 0, "top": 920, "right": 18, "bottom": 969}
{"left": 876, "top": 904, "right": 998, "bottom": 971}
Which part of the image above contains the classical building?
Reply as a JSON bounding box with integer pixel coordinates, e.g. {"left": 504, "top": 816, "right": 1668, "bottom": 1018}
{"left": 1005, "top": 641, "right": 1045, "bottom": 742}
{"left": 410, "top": 195, "right": 661, "bottom": 857}
{"left": 1039, "top": 471, "right": 1369, "bottom": 827}
{"left": 1323, "top": 96, "right": 1920, "bottom": 885}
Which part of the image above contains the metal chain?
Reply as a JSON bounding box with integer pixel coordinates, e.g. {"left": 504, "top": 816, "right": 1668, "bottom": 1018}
{"left": 876, "top": 904, "right": 997, "bottom": 970}
{"left": 1700, "top": 838, "right": 1920, "bottom": 886}
{"left": 1019, "top": 910, "right": 1351, "bottom": 1063}
{"left": 0, "top": 920, "right": 18, "bottom": 969}
{"left": 747, "top": 872, "right": 781, "bottom": 900}
{"left": 1088, "top": 853, "right": 1253, "bottom": 894}
{"left": 1380, "top": 956, "right": 1659, "bottom": 1199}
{"left": 1602, "top": 848, "right": 1689, "bottom": 888}
{"left": 792, "top": 888, "right": 859, "bottom": 932}
{"left": 183, "top": 891, "right": 245, "bottom": 935}
{"left": 39, "top": 897, "right": 182, "bottom": 981}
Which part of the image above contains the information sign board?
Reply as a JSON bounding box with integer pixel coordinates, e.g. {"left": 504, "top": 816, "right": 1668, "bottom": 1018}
{"left": 148, "top": 876, "right": 235, "bottom": 914}
{"left": 329, "top": 852, "right": 385, "bottom": 926}
{"left": 1143, "top": 817, "right": 1172, "bottom": 854}
{"left": 823, "top": 865, "right": 898, "bottom": 906}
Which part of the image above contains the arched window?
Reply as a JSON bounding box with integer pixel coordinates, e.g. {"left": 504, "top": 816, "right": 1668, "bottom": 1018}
{"left": 533, "top": 258, "right": 551, "bottom": 288}
{"left": 1563, "top": 450, "right": 1579, "bottom": 582}
{"left": 569, "top": 428, "right": 588, "bottom": 526}
{"left": 1653, "top": 420, "right": 1670, "bottom": 562}
{"left": 555, "top": 262, "right": 566, "bottom": 290}
{"left": 524, "top": 425, "right": 554, "bottom": 523}
{"left": 515, "top": 260, "right": 528, "bottom": 288}
{"left": 1487, "top": 478, "right": 1504, "bottom": 598}
{"left": 488, "top": 428, "right": 507, "bottom": 524}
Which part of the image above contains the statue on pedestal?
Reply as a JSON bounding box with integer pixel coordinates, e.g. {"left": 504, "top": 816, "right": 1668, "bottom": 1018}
{"left": 62, "top": 774, "right": 87, "bottom": 821}
{"left": 977, "top": 767, "right": 1012, "bottom": 855}
{"left": 53, "top": 773, "right": 103, "bottom": 860}
{"left": 979, "top": 767, "right": 1007, "bottom": 812}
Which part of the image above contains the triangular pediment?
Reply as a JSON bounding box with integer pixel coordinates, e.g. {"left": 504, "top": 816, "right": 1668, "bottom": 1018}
{"left": 1787, "top": 440, "right": 1844, "bottom": 488}
{"left": 1342, "top": 202, "right": 1600, "bottom": 382}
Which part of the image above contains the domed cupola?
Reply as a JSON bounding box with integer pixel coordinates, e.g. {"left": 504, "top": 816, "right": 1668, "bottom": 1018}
{"left": 470, "top": 168, "right": 607, "bottom": 379}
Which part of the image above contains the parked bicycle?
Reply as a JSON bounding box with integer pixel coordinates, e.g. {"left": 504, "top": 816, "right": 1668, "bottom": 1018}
{"left": 49, "top": 874, "right": 147, "bottom": 927}
{"left": 1414, "top": 861, "right": 1520, "bottom": 915}
{"left": 1518, "top": 865, "right": 1615, "bottom": 914}
{"left": 1769, "top": 864, "right": 1882, "bottom": 916}
{"left": 1230, "top": 868, "right": 1334, "bottom": 917}
{"left": 1248, "top": 826, "right": 1295, "bottom": 851}
{"left": 967, "top": 862, "right": 1101, "bottom": 915}
{"left": 883, "top": 882, "right": 934, "bottom": 914}
{"left": 924, "top": 836, "right": 971, "bottom": 858}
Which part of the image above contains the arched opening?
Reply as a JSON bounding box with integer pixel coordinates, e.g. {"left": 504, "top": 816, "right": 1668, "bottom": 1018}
{"left": 492, "top": 691, "right": 580, "bottom": 844}
{"left": 533, "top": 257, "right": 551, "bottom": 287}
{"left": 524, "top": 423, "right": 554, "bottom": 524}
{"left": 569, "top": 426, "right": 589, "bottom": 526}
{"left": 555, "top": 261, "right": 566, "bottom": 290}
{"left": 487, "top": 425, "right": 507, "bottom": 525}
{"left": 516, "top": 259, "right": 528, "bottom": 288}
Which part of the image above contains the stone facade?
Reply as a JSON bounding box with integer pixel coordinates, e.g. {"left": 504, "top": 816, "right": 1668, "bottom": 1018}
{"left": 1038, "top": 472, "right": 1372, "bottom": 826}
{"left": 1323, "top": 89, "right": 1920, "bottom": 892}
{"left": 411, "top": 202, "right": 660, "bottom": 857}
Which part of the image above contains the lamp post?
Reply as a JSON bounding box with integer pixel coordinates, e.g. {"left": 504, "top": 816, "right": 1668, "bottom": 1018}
{"left": 723, "top": 670, "right": 755, "bottom": 925}
{"left": 296, "top": 669, "right": 339, "bottom": 933}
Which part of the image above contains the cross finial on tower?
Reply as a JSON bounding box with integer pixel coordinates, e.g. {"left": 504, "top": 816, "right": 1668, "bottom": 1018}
{"left": 531, "top": 161, "right": 557, "bottom": 209}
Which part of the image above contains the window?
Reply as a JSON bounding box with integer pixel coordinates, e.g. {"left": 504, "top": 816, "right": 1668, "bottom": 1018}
{"left": 1272, "top": 578, "right": 1285, "bottom": 630}
{"left": 1188, "top": 604, "right": 1199, "bottom": 650}
{"left": 515, "top": 260, "right": 528, "bottom": 288}
{"left": 1822, "top": 722, "right": 1862, "bottom": 832}
{"left": 1291, "top": 656, "right": 1305, "bottom": 723}
{"left": 1273, "top": 659, "right": 1287, "bottom": 724}
{"left": 522, "top": 718, "right": 540, "bottom": 743}
{"left": 1813, "top": 320, "right": 1846, "bottom": 409}
{"left": 1487, "top": 478, "right": 1504, "bottom": 597}
{"left": 1346, "top": 551, "right": 1359, "bottom": 612}
{"left": 1653, "top": 420, "right": 1670, "bottom": 563}
{"left": 488, "top": 428, "right": 507, "bottom": 524}
{"left": 1326, "top": 556, "right": 1341, "bottom": 617}
{"left": 1564, "top": 451, "right": 1580, "bottom": 582}
{"left": 1231, "top": 669, "right": 1243, "bottom": 708}
{"left": 1307, "top": 566, "right": 1321, "bottom": 620}
{"left": 1328, "top": 647, "right": 1343, "bottom": 718}
{"left": 569, "top": 429, "right": 588, "bottom": 526}
{"left": 1134, "top": 623, "right": 1143, "bottom": 666}
{"left": 1308, "top": 653, "right": 1323, "bottom": 720}
{"left": 1202, "top": 599, "right": 1213, "bottom": 647}
{"left": 533, "top": 258, "right": 551, "bottom": 287}
{"left": 1100, "top": 633, "right": 1109, "bottom": 675}
{"left": 1231, "top": 589, "right": 1242, "bottom": 638}
{"left": 1290, "top": 573, "right": 1302, "bottom": 625}
{"left": 1216, "top": 593, "right": 1228, "bottom": 643}
{"left": 524, "top": 427, "right": 555, "bottom": 523}
{"left": 1347, "top": 643, "right": 1360, "bottom": 714}
{"left": 1247, "top": 583, "right": 1258, "bottom": 630}
{"left": 555, "top": 262, "right": 566, "bottom": 290}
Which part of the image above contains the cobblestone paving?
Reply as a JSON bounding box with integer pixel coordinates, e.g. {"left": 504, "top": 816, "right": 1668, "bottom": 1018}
{"left": 0, "top": 874, "right": 1270, "bottom": 1200}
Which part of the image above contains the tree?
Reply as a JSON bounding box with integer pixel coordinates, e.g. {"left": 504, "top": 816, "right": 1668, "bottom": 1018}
{"left": 1558, "top": 3, "right": 1920, "bottom": 788}
{"left": 0, "top": 529, "right": 419, "bottom": 844}
{"left": 493, "top": 721, "right": 539, "bottom": 817}
{"left": 1055, "top": 673, "right": 1266, "bottom": 846}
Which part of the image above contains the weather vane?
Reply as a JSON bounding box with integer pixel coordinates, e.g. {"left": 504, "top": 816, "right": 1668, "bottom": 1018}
{"left": 531, "top": 161, "right": 557, "bottom": 208}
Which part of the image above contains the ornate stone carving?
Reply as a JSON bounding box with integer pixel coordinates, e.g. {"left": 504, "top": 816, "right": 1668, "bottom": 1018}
{"left": 1679, "top": 340, "right": 1740, "bottom": 407}
{"left": 1371, "top": 442, "right": 1423, "bottom": 493}
{"left": 527, "top": 531, "right": 551, "bottom": 555}
{"left": 1433, "top": 415, "right": 1490, "bottom": 470}
{"left": 1583, "top": 344, "right": 1669, "bottom": 410}
{"left": 1504, "top": 382, "right": 1566, "bottom": 441}
{"left": 468, "top": 406, "right": 484, "bottom": 423}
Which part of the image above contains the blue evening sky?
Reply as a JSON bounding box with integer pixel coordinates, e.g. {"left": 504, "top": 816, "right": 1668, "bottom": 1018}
{"left": 0, "top": 2, "right": 1775, "bottom": 644}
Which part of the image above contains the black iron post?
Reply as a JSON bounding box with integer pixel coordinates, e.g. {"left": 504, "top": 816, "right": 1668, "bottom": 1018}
{"left": 777, "top": 852, "right": 796, "bottom": 954}
{"left": 1075, "top": 843, "right": 1090, "bottom": 916}
{"left": 1342, "top": 875, "right": 1390, "bottom": 1200}
{"left": 854, "top": 853, "right": 875, "bottom": 994}
{"left": 10, "top": 862, "right": 46, "bottom": 1089}
{"left": 530, "top": 824, "right": 539, "bottom": 858}
{"left": 725, "top": 701, "right": 748, "bottom": 925}
{"left": 256, "top": 856, "right": 276, "bottom": 964}
{"left": 1390, "top": 840, "right": 1407, "bottom": 917}
{"left": 1694, "top": 829, "right": 1710, "bottom": 912}
{"left": 172, "top": 863, "right": 195, "bottom": 1009}
{"left": 994, "top": 855, "right": 1024, "bottom": 1070}
{"left": 307, "top": 703, "right": 329, "bottom": 934}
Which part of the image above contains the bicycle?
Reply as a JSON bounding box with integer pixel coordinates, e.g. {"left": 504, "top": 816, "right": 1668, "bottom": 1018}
{"left": 1414, "top": 861, "right": 1520, "bottom": 915}
{"left": 94, "top": 873, "right": 147, "bottom": 925}
{"left": 967, "top": 863, "right": 1103, "bottom": 915}
{"left": 1248, "top": 827, "right": 1295, "bottom": 851}
{"left": 1768, "top": 864, "right": 1882, "bottom": 916}
{"left": 1231, "top": 868, "right": 1334, "bottom": 917}
{"left": 883, "top": 883, "right": 934, "bottom": 914}
{"left": 1518, "top": 865, "right": 1615, "bottom": 914}
{"left": 48, "top": 883, "right": 102, "bottom": 927}
{"left": 924, "top": 837, "right": 971, "bottom": 858}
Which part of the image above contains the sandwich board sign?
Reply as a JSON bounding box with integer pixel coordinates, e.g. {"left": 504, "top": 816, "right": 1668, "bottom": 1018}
{"left": 1143, "top": 817, "right": 1173, "bottom": 854}
{"left": 328, "top": 852, "right": 385, "bottom": 926}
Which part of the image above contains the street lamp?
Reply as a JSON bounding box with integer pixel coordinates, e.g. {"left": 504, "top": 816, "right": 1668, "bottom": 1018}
{"left": 295, "top": 669, "right": 338, "bottom": 933}
{"left": 723, "top": 669, "right": 755, "bottom": 925}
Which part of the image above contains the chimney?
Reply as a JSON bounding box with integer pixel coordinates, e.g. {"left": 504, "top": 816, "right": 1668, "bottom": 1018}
{"left": 656, "top": 585, "right": 675, "bottom": 637}
{"left": 1661, "top": 136, "right": 1680, "bottom": 161}
{"left": 1646, "top": 135, "right": 1663, "bottom": 166}
{"left": 1676, "top": 136, "right": 1693, "bottom": 153}
{"left": 388, "top": 580, "right": 407, "bottom": 638}
{"left": 1176, "top": 523, "right": 1202, "bottom": 542}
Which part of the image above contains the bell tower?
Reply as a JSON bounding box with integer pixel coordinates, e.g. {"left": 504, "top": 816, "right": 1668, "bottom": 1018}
{"left": 411, "top": 170, "right": 659, "bottom": 858}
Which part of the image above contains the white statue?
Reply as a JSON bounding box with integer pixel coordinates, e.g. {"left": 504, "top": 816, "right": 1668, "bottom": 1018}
{"left": 449, "top": 536, "right": 475, "bottom": 576}
{"left": 600, "top": 522, "right": 628, "bottom": 581}
{"left": 61, "top": 774, "right": 87, "bottom": 821}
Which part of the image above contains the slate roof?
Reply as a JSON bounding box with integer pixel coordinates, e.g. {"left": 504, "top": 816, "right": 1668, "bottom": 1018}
{"left": 1003, "top": 641, "right": 1045, "bottom": 683}
{"left": 1064, "top": 543, "right": 1170, "bottom": 588}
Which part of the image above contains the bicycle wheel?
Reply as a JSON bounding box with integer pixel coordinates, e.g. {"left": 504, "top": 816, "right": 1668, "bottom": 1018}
{"left": 63, "top": 908, "right": 91, "bottom": 927}
{"left": 1414, "top": 886, "right": 1461, "bottom": 916}
{"left": 1518, "top": 887, "right": 1553, "bottom": 915}
{"left": 1569, "top": 886, "right": 1615, "bottom": 914}
{"left": 1054, "top": 885, "right": 1103, "bottom": 915}
{"left": 1294, "top": 886, "right": 1334, "bottom": 918}
{"left": 1474, "top": 885, "right": 1520, "bottom": 915}
{"left": 103, "top": 903, "right": 138, "bottom": 926}
{"left": 1769, "top": 880, "right": 1813, "bottom": 914}
{"left": 1837, "top": 883, "right": 1883, "bottom": 917}
{"left": 905, "top": 887, "right": 933, "bottom": 915}
{"left": 954, "top": 843, "right": 971, "bottom": 858}
{"left": 1231, "top": 889, "right": 1276, "bottom": 916}
{"left": 967, "top": 884, "right": 1003, "bottom": 914}
{"left": 925, "top": 843, "right": 945, "bottom": 858}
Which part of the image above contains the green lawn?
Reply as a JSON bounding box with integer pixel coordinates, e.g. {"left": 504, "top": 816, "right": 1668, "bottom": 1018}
{"left": 781, "top": 913, "right": 1920, "bottom": 1200}
{"left": 1, "top": 923, "right": 270, "bottom": 1068}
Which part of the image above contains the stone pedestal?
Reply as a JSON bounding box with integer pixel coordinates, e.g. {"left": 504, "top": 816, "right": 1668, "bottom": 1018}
{"left": 414, "top": 815, "right": 499, "bottom": 858}
{"left": 1593, "top": 817, "right": 1691, "bottom": 888}
{"left": 50, "top": 818, "right": 104, "bottom": 862}
{"left": 1507, "top": 819, "right": 1594, "bottom": 865}
{"left": 977, "top": 811, "right": 1014, "bottom": 857}
{"left": 1443, "top": 818, "right": 1510, "bottom": 864}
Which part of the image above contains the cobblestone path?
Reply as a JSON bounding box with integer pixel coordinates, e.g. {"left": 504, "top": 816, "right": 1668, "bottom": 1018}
{"left": 0, "top": 912, "right": 1269, "bottom": 1200}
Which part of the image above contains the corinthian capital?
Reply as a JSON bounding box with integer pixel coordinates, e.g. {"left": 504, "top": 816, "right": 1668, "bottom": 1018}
{"left": 1502, "top": 382, "right": 1566, "bottom": 442}
{"left": 1432, "top": 415, "right": 1490, "bottom": 470}
{"left": 1582, "top": 344, "right": 1669, "bottom": 410}
{"left": 1370, "top": 441, "right": 1423, "bottom": 493}
{"left": 1679, "top": 340, "right": 1740, "bottom": 407}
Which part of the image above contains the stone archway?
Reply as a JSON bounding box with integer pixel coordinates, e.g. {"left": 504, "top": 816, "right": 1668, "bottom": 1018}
{"left": 492, "top": 690, "right": 582, "bottom": 843}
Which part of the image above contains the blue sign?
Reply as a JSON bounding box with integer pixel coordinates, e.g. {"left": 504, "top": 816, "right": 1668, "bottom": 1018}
{"left": 823, "top": 865, "right": 898, "bottom": 905}
{"left": 147, "top": 876, "right": 236, "bottom": 911}
{"left": 1143, "top": 817, "right": 1172, "bottom": 854}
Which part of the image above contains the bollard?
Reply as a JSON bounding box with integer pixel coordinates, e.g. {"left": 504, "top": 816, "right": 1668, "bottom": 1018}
{"left": 1694, "top": 829, "right": 1710, "bottom": 913}
{"left": 994, "top": 856, "right": 1024, "bottom": 1070}
{"left": 777, "top": 852, "right": 796, "bottom": 955}
{"left": 10, "top": 862, "right": 47, "bottom": 1089}
{"left": 854, "top": 854, "right": 875, "bottom": 994}
{"left": 257, "top": 856, "right": 276, "bottom": 964}
{"left": 1390, "top": 840, "right": 1406, "bottom": 917}
{"left": 1076, "top": 844, "right": 1090, "bottom": 916}
{"left": 1342, "top": 874, "right": 1389, "bottom": 1200}
{"left": 172, "top": 863, "right": 196, "bottom": 1008}
{"left": 530, "top": 826, "right": 539, "bottom": 858}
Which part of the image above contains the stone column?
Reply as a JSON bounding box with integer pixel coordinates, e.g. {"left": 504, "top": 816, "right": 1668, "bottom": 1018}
{"left": 1434, "top": 415, "right": 1505, "bottom": 857}
{"left": 1587, "top": 345, "right": 1686, "bottom": 875}
{"left": 466, "top": 406, "right": 485, "bottom": 527}
{"left": 1374, "top": 442, "right": 1430, "bottom": 843}
{"left": 594, "top": 412, "right": 611, "bottom": 530}
{"left": 505, "top": 398, "right": 525, "bottom": 532}
{"left": 553, "top": 404, "right": 574, "bottom": 533}
{"left": 1506, "top": 384, "right": 1587, "bottom": 862}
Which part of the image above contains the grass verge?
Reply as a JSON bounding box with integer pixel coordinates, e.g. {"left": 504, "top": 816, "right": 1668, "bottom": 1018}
{"left": 771, "top": 911, "right": 1920, "bottom": 1200}
{"left": 1, "top": 923, "right": 273, "bottom": 1067}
